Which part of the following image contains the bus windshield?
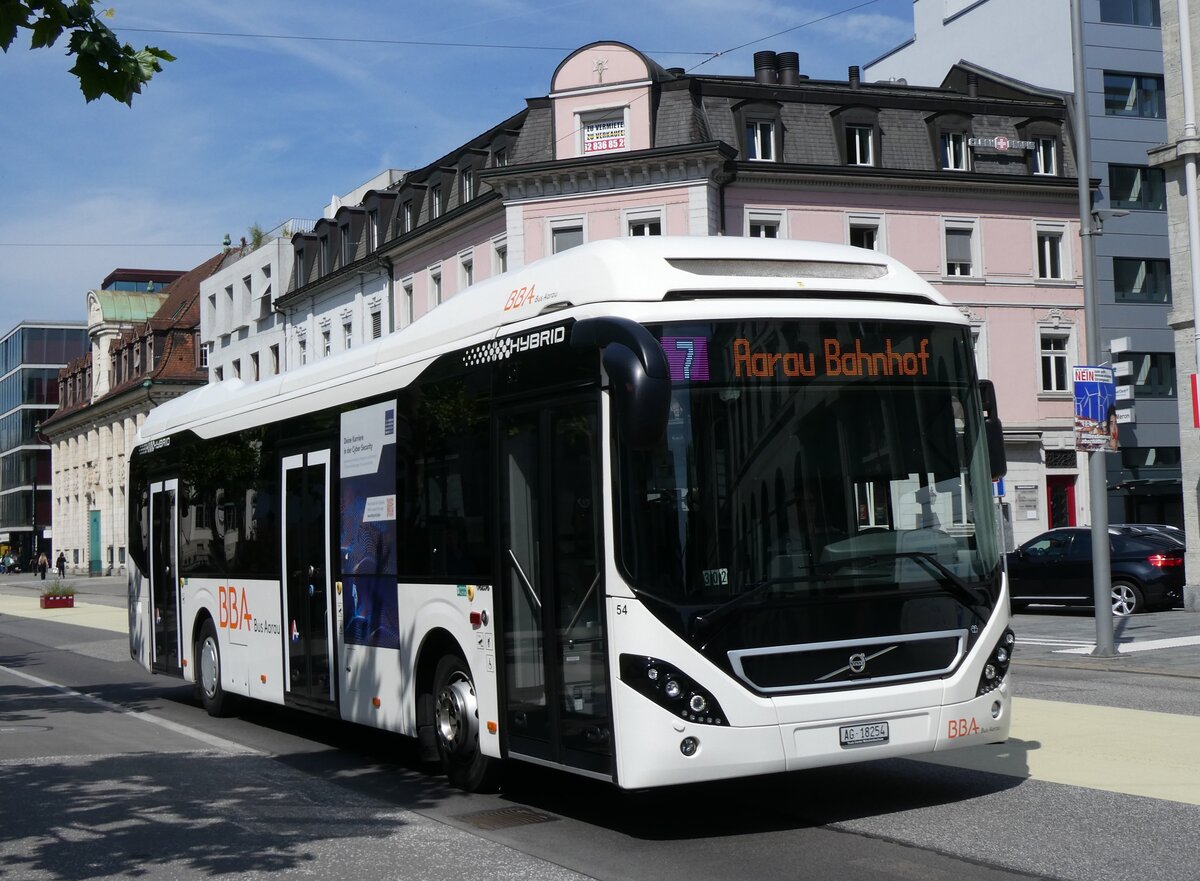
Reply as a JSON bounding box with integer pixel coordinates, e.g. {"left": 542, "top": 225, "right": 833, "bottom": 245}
{"left": 616, "top": 318, "right": 1002, "bottom": 686}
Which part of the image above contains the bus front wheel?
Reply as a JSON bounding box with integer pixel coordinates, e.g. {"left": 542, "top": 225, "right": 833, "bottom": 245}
{"left": 433, "top": 654, "right": 499, "bottom": 792}
{"left": 196, "top": 619, "right": 231, "bottom": 717}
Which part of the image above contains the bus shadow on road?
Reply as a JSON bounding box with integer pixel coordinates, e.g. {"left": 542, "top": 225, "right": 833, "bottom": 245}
{"left": 497, "top": 748, "right": 1031, "bottom": 840}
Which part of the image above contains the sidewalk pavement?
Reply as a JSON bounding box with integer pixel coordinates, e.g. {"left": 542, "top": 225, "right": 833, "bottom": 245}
{"left": 0, "top": 571, "right": 128, "bottom": 635}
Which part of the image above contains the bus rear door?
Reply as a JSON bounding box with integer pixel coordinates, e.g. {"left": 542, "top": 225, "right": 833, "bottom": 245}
{"left": 149, "top": 479, "right": 182, "bottom": 675}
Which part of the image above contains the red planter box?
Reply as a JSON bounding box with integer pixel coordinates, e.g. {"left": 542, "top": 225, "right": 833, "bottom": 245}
{"left": 40, "top": 595, "right": 74, "bottom": 609}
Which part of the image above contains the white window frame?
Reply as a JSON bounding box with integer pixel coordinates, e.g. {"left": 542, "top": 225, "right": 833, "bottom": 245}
{"left": 576, "top": 106, "right": 630, "bottom": 157}
{"left": 942, "top": 217, "right": 980, "bottom": 278}
{"left": 745, "top": 208, "right": 785, "bottom": 239}
{"left": 846, "top": 124, "right": 874, "bottom": 166}
{"left": 402, "top": 276, "right": 415, "bottom": 326}
{"left": 1037, "top": 326, "right": 1074, "bottom": 395}
{"left": 941, "top": 132, "right": 971, "bottom": 171}
{"left": 429, "top": 264, "right": 443, "bottom": 309}
{"left": 297, "top": 337, "right": 307, "bottom": 366}
{"left": 493, "top": 235, "right": 508, "bottom": 275}
{"left": 343, "top": 320, "right": 353, "bottom": 350}
{"left": 431, "top": 185, "right": 442, "bottom": 220}
{"left": 1035, "top": 222, "right": 1070, "bottom": 281}
{"left": 1034, "top": 138, "right": 1058, "bottom": 175}
{"left": 547, "top": 215, "right": 587, "bottom": 255}
{"left": 461, "top": 168, "right": 474, "bottom": 203}
{"left": 321, "top": 329, "right": 331, "bottom": 357}
{"left": 970, "top": 322, "right": 989, "bottom": 380}
{"left": 846, "top": 212, "right": 885, "bottom": 252}
{"left": 745, "top": 119, "right": 776, "bottom": 162}
{"left": 460, "top": 249, "right": 474, "bottom": 289}
{"left": 624, "top": 207, "right": 664, "bottom": 237}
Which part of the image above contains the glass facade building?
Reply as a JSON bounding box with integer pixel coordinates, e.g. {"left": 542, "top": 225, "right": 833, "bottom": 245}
{"left": 0, "top": 322, "right": 88, "bottom": 566}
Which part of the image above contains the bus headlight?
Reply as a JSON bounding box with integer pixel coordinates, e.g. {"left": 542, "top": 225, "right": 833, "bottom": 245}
{"left": 977, "top": 629, "right": 1014, "bottom": 696}
{"left": 620, "top": 654, "right": 728, "bottom": 726}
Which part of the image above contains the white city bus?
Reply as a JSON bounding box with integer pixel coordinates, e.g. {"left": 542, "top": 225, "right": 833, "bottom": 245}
{"left": 127, "top": 236, "right": 1013, "bottom": 791}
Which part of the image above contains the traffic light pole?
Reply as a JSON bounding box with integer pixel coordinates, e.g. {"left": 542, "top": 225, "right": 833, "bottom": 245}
{"left": 1072, "top": 0, "right": 1116, "bottom": 657}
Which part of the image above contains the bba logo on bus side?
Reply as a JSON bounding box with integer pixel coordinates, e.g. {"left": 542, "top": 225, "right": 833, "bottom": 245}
{"left": 218, "top": 585, "right": 253, "bottom": 631}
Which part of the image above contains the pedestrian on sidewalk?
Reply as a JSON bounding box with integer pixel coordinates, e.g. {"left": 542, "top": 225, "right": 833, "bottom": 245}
{"left": 37, "top": 552, "right": 48, "bottom": 580}
{"left": 55, "top": 552, "right": 66, "bottom": 579}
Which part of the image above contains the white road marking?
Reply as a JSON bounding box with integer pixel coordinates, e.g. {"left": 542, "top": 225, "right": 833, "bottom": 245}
{"left": 0, "top": 664, "right": 260, "bottom": 755}
{"left": 1054, "top": 634, "right": 1200, "bottom": 655}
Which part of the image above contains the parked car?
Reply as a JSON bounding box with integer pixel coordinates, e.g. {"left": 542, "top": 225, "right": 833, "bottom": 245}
{"left": 1007, "top": 527, "right": 1184, "bottom": 615}
{"left": 1110, "top": 523, "right": 1186, "bottom": 548}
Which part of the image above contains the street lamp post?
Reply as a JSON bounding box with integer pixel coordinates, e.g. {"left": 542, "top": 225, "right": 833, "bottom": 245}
{"left": 1072, "top": 0, "right": 1116, "bottom": 656}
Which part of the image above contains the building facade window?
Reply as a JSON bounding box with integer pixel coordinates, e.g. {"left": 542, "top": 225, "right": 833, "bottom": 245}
{"left": 1128, "top": 352, "right": 1176, "bottom": 397}
{"left": 460, "top": 252, "right": 474, "bottom": 288}
{"left": 430, "top": 268, "right": 443, "bottom": 306}
{"left": 371, "top": 310, "right": 383, "bottom": 339}
{"left": 943, "top": 220, "right": 977, "bottom": 276}
{"left": 318, "top": 235, "right": 330, "bottom": 275}
{"left": 341, "top": 225, "right": 353, "bottom": 266}
{"left": 1099, "top": 0, "right": 1161, "bottom": 25}
{"left": 1109, "top": 164, "right": 1166, "bottom": 210}
{"left": 493, "top": 237, "right": 508, "bottom": 274}
{"left": 747, "top": 209, "right": 783, "bottom": 239}
{"left": 1113, "top": 257, "right": 1171, "bottom": 303}
{"left": 461, "top": 168, "right": 474, "bottom": 202}
{"left": 940, "top": 132, "right": 970, "bottom": 171}
{"left": 629, "top": 218, "right": 662, "bottom": 236}
{"left": 322, "top": 329, "right": 331, "bottom": 357}
{"left": 551, "top": 225, "right": 584, "bottom": 254}
{"left": 250, "top": 352, "right": 259, "bottom": 381}
{"left": 298, "top": 338, "right": 307, "bottom": 365}
{"left": 367, "top": 209, "right": 379, "bottom": 251}
{"left": 343, "top": 321, "right": 353, "bottom": 350}
{"left": 1104, "top": 72, "right": 1166, "bottom": 118}
{"left": 403, "top": 279, "right": 414, "bottom": 325}
{"left": 845, "top": 124, "right": 874, "bottom": 166}
{"left": 269, "top": 344, "right": 279, "bottom": 375}
{"left": 848, "top": 214, "right": 883, "bottom": 250}
{"left": 1036, "top": 227, "right": 1065, "bottom": 279}
{"left": 745, "top": 119, "right": 776, "bottom": 161}
{"left": 1039, "top": 332, "right": 1070, "bottom": 393}
{"left": 431, "top": 186, "right": 442, "bottom": 219}
{"left": 1034, "top": 137, "right": 1058, "bottom": 175}
{"left": 579, "top": 108, "right": 627, "bottom": 156}
{"left": 402, "top": 201, "right": 413, "bottom": 234}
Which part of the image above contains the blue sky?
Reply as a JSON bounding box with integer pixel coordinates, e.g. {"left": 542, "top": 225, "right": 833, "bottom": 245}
{"left": 0, "top": 0, "right": 914, "bottom": 326}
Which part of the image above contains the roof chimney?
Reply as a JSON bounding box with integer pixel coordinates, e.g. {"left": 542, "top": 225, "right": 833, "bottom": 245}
{"left": 777, "top": 52, "right": 801, "bottom": 85}
{"left": 754, "top": 50, "right": 779, "bottom": 84}
{"left": 848, "top": 65, "right": 861, "bottom": 89}
{"left": 968, "top": 72, "right": 978, "bottom": 98}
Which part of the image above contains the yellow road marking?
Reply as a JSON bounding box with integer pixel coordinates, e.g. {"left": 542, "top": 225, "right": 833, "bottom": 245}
{"left": 919, "top": 696, "right": 1200, "bottom": 806}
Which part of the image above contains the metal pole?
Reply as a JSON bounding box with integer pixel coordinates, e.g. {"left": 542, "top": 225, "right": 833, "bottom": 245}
{"left": 1071, "top": 0, "right": 1116, "bottom": 656}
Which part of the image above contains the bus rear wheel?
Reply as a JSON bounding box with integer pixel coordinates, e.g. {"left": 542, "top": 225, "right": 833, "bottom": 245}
{"left": 433, "top": 654, "right": 499, "bottom": 792}
{"left": 196, "top": 620, "right": 232, "bottom": 717}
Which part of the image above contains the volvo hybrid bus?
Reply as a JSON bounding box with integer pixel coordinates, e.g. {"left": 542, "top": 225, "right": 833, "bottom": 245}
{"left": 127, "top": 236, "right": 1013, "bottom": 791}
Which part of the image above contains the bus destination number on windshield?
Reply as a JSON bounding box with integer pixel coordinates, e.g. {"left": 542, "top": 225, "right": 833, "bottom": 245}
{"left": 702, "top": 568, "right": 729, "bottom": 587}
{"left": 839, "top": 721, "right": 890, "bottom": 747}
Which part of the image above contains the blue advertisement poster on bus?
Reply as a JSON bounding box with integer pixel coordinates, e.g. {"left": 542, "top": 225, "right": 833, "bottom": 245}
{"left": 1073, "top": 366, "right": 1118, "bottom": 453}
{"left": 340, "top": 400, "right": 400, "bottom": 649}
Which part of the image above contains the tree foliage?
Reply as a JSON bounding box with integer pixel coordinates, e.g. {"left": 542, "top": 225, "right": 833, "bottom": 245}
{"left": 0, "top": 1, "right": 174, "bottom": 105}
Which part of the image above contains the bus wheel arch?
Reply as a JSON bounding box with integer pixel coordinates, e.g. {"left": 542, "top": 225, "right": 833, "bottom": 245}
{"left": 415, "top": 631, "right": 500, "bottom": 792}
{"left": 194, "top": 616, "right": 233, "bottom": 717}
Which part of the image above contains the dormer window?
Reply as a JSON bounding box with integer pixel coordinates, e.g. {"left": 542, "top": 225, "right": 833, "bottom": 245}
{"left": 431, "top": 186, "right": 442, "bottom": 219}
{"left": 941, "top": 132, "right": 970, "bottom": 170}
{"left": 846, "top": 125, "right": 874, "bottom": 166}
{"left": 579, "top": 107, "right": 627, "bottom": 156}
{"left": 745, "top": 119, "right": 776, "bottom": 161}
{"left": 1034, "top": 138, "right": 1058, "bottom": 175}
{"left": 833, "top": 106, "right": 881, "bottom": 168}
{"left": 341, "top": 224, "right": 354, "bottom": 265}
{"left": 461, "top": 168, "right": 474, "bottom": 202}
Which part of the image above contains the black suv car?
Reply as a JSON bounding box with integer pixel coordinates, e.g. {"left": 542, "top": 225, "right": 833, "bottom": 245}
{"left": 1007, "top": 527, "right": 1184, "bottom": 615}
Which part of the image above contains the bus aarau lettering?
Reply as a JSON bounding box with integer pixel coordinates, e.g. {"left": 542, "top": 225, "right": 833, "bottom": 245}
{"left": 733, "top": 337, "right": 931, "bottom": 379}
{"left": 218, "top": 585, "right": 280, "bottom": 635}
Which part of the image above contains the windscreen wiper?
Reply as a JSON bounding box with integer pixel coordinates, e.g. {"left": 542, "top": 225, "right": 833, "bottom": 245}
{"left": 690, "top": 575, "right": 822, "bottom": 641}
{"left": 840, "top": 551, "right": 988, "bottom": 614}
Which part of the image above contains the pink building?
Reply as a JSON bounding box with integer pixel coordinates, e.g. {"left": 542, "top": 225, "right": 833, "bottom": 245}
{"left": 274, "top": 42, "right": 1084, "bottom": 547}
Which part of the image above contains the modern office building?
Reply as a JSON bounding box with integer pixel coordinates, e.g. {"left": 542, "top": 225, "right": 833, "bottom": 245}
{"left": 0, "top": 320, "right": 88, "bottom": 567}
{"left": 866, "top": 0, "right": 1177, "bottom": 527}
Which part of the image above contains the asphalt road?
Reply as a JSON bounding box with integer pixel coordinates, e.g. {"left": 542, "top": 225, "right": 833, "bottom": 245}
{"left": 2, "top": 575, "right": 1199, "bottom": 881}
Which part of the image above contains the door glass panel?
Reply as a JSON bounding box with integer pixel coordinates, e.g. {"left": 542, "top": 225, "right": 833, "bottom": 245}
{"left": 551, "top": 408, "right": 608, "bottom": 756}
{"left": 285, "top": 459, "right": 330, "bottom": 700}
{"left": 501, "top": 413, "right": 548, "bottom": 741}
{"left": 151, "top": 487, "right": 179, "bottom": 671}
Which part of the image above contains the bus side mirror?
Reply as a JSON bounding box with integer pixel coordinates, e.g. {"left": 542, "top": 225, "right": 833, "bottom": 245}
{"left": 979, "top": 379, "right": 1007, "bottom": 481}
{"left": 571, "top": 317, "right": 670, "bottom": 448}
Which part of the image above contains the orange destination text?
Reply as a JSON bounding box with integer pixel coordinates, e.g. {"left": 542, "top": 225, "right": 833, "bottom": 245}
{"left": 732, "top": 337, "right": 931, "bottom": 378}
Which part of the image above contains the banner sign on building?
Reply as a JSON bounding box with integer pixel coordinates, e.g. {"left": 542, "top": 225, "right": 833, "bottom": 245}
{"left": 583, "top": 118, "right": 627, "bottom": 154}
{"left": 1073, "top": 366, "right": 1118, "bottom": 452}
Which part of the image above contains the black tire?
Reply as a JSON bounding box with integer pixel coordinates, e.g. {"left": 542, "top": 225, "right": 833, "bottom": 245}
{"left": 433, "top": 654, "right": 500, "bottom": 792}
{"left": 195, "top": 619, "right": 232, "bottom": 717}
{"left": 1111, "top": 580, "right": 1144, "bottom": 617}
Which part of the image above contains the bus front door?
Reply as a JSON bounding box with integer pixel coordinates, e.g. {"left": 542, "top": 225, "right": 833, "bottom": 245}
{"left": 282, "top": 450, "right": 335, "bottom": 706}
{"left": 499, "top": 399, "right": 611, "bottom": 777}
{"left": 149, "top": 479, "right": 181, "bottom": 674}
